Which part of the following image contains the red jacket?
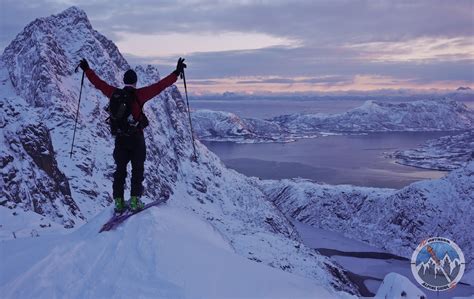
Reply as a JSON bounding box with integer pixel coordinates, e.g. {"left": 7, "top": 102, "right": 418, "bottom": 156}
{"left": 85, "top": 69, "right": 178, "bottom": 122}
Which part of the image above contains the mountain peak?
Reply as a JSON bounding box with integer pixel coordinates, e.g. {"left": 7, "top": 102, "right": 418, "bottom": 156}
{"left": 51, "top": 6, "right": 91, "bottom": 30}
{"left": 1, "top": 5, "right": 128, "bottom": 107}
{"left": 23, "top": 6, "right": 92, "bottom": 38}
{"left": 58, "top": 6, "right": 88, "bottom": 18}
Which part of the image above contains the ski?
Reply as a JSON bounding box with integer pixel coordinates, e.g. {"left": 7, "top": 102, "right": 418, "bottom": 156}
{"left": 99, "top": 198, "right": 167, "bottom": 233}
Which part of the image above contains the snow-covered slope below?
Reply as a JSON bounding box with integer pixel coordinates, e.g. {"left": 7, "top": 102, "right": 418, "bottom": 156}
{"left": 374, "top": 273, "right": 426, "bottom": 299}
{"left": 0, "top": 205, "right": 353, "bottom": 299}
{"left": 390, "top": 130, "right": 473, "bottom": 171}
{"left": 262, "top": 162, "right": 474, "bottom": 272}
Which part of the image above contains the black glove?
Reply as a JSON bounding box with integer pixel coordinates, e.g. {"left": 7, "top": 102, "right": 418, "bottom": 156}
{"left": 173, "top": 57, "right": 186, "bottom": 77}
{"left": 79, "top": 58, "right": 89, "bottom": 72}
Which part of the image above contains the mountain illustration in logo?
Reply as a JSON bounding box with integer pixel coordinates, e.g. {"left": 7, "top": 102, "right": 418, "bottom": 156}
{"left": 411, "top": 237, "right": 466, "bottom": 291}
{"left": 416, "top": 253, "right": 462, "bottom": 286}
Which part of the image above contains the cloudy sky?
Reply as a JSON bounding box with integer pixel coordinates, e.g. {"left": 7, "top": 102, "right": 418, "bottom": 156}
{"left": 1, "top": 0, "right": 473, "bottom": 94}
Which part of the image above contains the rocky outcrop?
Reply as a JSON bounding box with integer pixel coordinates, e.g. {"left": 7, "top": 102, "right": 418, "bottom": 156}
{"left": 390, "top": 130, "right": 474, "bottom": 170}
{"left": 1, "top": 97, "right": 83, "bottom": 228}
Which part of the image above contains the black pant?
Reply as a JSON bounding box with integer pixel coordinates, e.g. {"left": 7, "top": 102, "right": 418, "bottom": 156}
{"left": 113, "top": 133, "right": 146, "bottom": 199}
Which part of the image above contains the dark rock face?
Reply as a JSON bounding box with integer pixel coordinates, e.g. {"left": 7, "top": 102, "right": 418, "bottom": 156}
{"left": 1, "top": 99, "right": 83, "bottom": 228}
{"left": 19, "top": 124, "right": 72, "bottom": 197}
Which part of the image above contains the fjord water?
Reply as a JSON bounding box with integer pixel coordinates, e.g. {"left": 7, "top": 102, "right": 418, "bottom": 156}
{"left": 195, "top": 98, "right": 454, "bottom": 188}
{"left": 203, "top": 132, "right": 450, "bottom": 188}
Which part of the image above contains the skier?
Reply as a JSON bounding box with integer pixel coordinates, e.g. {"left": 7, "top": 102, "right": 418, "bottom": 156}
{"left": 78, "top": 58, "right": 186, "bottom": 213}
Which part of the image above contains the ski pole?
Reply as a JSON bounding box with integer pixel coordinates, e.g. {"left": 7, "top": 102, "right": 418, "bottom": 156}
{"left": 70, "top": 65, "right": 85, "bottom": 158}
{"left": 181, "top": 70, "right": 197, "bottom": 161}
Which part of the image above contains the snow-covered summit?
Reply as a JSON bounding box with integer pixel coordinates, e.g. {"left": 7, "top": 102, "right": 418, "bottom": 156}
{"left": 1, "top": 5, "right": 128, "bottom": 108}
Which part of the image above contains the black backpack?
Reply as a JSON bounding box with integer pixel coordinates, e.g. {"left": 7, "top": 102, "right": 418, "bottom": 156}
{"left": 106, "top": 87, "right": 149, "bottom": 136}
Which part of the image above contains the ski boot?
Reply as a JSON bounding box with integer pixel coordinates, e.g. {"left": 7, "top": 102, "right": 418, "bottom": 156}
{"left": 129, "top": 196, "right": 144, "bottom": 212}
{"left": 114, "top": 197, "right": 126, "bottom": 214}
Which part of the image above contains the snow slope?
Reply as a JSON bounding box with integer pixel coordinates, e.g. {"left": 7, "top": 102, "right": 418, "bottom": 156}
{"left": 374, "top": 273, "right": 426, "bottom": 299}
{"left": 0, "top": 205, "right": 352, "bottom": 299}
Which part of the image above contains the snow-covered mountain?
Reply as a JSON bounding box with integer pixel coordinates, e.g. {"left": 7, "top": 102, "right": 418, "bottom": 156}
{"left": 390, "top": 130, "right": 473, "bottom": 171}
{"left": 416, "top": 254, "right": 462, "bottom": 280}
{"left": 261, "top": 161, "right": 474, "bottom": 272}
{"left": 0, "top": 6, "right": 358, "bottom": 297}
{"left": 193, "top": 99, "right": 474, "bottom": 143}
{"left": 192, "top": 109, "right": 289, "bottom": 143}
{"left": 272, "top": 99, "right": 473, "bottom": 133}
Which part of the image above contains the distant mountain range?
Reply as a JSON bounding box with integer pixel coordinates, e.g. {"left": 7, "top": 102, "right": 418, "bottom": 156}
{"left": 192, "top": 99, "right": 474, "bottom": 143}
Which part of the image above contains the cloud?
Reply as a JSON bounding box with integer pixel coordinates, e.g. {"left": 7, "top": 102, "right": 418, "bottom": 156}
{"left": 346, "top": 37, "right": 474, "bottom": 62}
{"left": 79, "top": 0, "right": 474, "bottom": 44}
{"left": 168, "top": 45, "right": 473, "bottom": 83}
{"left": 115, "top": 31, "right": 299, "bottom": 57}
{"left": 1, "top": 0, "right": 473, "bottom": 92}
{"left": 4, "top": 0, "right": 472, "bottom": 48}
{"left": 236, "top": 76, "right": 353, "bottom": 86}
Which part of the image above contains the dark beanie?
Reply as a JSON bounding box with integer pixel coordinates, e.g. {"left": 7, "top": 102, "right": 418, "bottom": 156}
{"left": 123, "top": 69, "right": 137, "bottom": 84}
